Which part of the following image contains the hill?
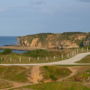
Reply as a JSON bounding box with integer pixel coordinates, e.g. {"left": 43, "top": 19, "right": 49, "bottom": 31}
{"left": 17, "top": 32, "right": 90, "bottom": 49}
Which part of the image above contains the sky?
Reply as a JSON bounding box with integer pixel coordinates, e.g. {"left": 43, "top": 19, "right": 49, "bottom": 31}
{"left": 0, "top": 0, "right": 90, "bottom": 36}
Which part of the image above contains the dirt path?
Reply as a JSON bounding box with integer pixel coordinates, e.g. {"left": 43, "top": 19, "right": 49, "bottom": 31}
{"left": 2, "top": 66, "right": 42, "bottom": 90}
{"left": 28, "top": 66, "right": 43, "bottom": 84}
{"left": 0, "top": 83, "right": 31, "bottom": 90}
{"left": 0, "top": 78, "right": 30, "bottom": 90}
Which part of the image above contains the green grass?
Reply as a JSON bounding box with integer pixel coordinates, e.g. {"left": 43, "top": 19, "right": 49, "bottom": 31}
{"left": 77, "top": 55, "right": 90, "bottom": 63}
{"left": 11, "top": 81, "right": 90, "bottom": 90}
{"left": 23, "top": 49, "right": 73, "bottom": 58}
{"left": 41, "top": 66, "right": 71, "bottom": 81}
{"left": 0, "top": 66, "right": 29, "bottom": 82}
{"left": 69, "top": 67, "right": 90, "bottom": 82}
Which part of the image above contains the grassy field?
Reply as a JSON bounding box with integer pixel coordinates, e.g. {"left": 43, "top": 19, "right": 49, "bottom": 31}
{"left": 69, "top": 66, "right": 90, "bottom": 82}
{"left": 0, "top": 65, "right": 90, "bottom": 89}
{"left": 0, "top": 80, "right": 12, "bottom": 89}
{"left": 11, "top": 81, "right": 90, "bottom": 90}
{"left": 0, "top": 66, "right": 29, "bottom": 82}
{"left": 41, "top": 66, "right": 71, "bottom": 81}
{"left": 77, "top": 55, "right": 90, "bottom": 63}
{"left": 0, "top": 66, "right": 71, "bottom": 83}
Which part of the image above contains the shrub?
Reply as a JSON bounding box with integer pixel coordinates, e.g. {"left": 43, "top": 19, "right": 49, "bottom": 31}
{"left": 2, "top": 49, "right": 12, "bottom": 54}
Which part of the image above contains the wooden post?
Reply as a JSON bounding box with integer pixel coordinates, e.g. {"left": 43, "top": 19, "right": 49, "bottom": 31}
{"left": 29, "top": 57, "right": 31, "bottom": 62}
{"left": 76, "top": 48, "right": 79, "bottom": 54}
{"left": 87, "top": 47, "right": 89, "bottom": 52}
{"left": 1, "top": 57, "right": 2, "bottom": 61}
{"left": 73, "top": 51, "right": 75, "bottom": 56}
{"left": 37, "top": 57, "right": 39, "bottom": 60}
{"left": 82, "top": 48, "right": 84, "bottom": 53}
{"left": 53, "top": 56, "right": 56, "bottom": 60}
{"left": 67, "top": 54, "right": 69, "bottom": 58}
{"left": 71, "top": 52, "right": 73, "bottom": 56}
{"left": 72, "top": 51, "right": 74, "bottom": 56}
{"left": 61, "top": 54, "right": 63, "bottom": 59}
{"left": 46, "top": 57, "right": 48, "bottom": 61}
{"left": 0, "top": 57, "right": 2, "bottom": 64}
{"left": 10, "top": 58, "right": 12, "bottom": 63}
{"left": 19, "top": 57, "right": 22, "bottom": 63}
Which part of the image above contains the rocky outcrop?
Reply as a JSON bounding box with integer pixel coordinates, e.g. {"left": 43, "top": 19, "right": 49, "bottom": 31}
{"left": 17, "top": 32, "right": 90, "bottom": 49}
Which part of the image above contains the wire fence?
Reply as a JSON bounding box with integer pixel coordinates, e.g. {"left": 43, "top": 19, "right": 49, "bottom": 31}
{"left": 0, "top": 48, "right": 89, "bottom": 64}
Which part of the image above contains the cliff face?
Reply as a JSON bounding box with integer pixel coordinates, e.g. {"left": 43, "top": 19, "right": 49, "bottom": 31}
{"left": 17, "top": 32, "right": 90, "bottom": 49}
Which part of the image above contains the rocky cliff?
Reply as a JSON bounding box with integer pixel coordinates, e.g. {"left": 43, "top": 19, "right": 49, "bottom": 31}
{"left": 17, "top": 32, "right": 90, "bottom": 49}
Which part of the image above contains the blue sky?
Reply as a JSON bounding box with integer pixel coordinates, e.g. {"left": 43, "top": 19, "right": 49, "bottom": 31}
{"left": 0, "top": 0, "right": 90, "bottom": 36}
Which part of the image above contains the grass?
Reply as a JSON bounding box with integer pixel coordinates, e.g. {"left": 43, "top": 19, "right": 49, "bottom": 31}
{"left": 0, "top": 66, "right": 29, "bottom": 82}
{"left": 0, "top": 53, "right": 61, "bottom": 64}
{"left": 0, "top": 49, "right": 75, "bottom": 64}
{"left": 69, "top": 67, "right": 90, "bottom": 82}
{"left": 77, "top": 55, "right": 90, "bottom": 63}
{"left": 0, "top": 66, "right": 90, "bottom": 90}
{"left": 41, "top": 66, "right": 71, "bottom": 81}
{"left": 0, "top": 48, "right": 89, "bottom": 64}
{"left": 0, "top": 80, "right": 12, "bottom": 89}
{"left": 11, "top": 81, "right": 90, "bottom": 90}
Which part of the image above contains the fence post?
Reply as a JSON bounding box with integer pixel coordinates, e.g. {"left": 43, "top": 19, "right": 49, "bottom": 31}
{"left": 61, "top": 54, "right": 64, "bottom": 59}
{"left": 0, "top": 57, "right": 2, "bottom": 64}
{"left": 10, "top": 57, "right": 12, "bottom": 63}
{"left": 87, "top": 47, "right": 89, "bottom": 52}
{"left": 76, "top": 48, "right": 79, "bottom": 54}
{"left": 67, "top": 54, "right": 69, "bottom": 58}
{"left": 37, "top": 57, "right": 39, "bottom": 60}
{"left": 74, "top": 51, "right": 76, "bottom": 55}
{"left": 29, "top": 57, "right": 31, "bottom": 62}
{"left": 19, "top": 57, "right": 22, "bottom": 63}
{"left": 46, "top": 57, "right": 48, "bottom": 61}
{"left": 82, "top": 48, "right": 84, "bottom": 53}
{"left": 53, "top": 56, "right": 56, "bottom": 60}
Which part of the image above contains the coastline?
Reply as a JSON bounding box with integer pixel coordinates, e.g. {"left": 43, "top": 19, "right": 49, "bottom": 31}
{"left": 0, "top": 45, "right": 46, "bottom": 51}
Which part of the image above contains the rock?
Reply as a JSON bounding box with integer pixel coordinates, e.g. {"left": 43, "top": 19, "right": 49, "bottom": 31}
{"left": 17, "top": 32, "right": 90, "bottom": 49}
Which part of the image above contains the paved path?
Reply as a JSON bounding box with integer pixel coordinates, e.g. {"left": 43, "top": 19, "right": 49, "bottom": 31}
{"left": 0, "top": 52, "right": 90, "bottom": 66}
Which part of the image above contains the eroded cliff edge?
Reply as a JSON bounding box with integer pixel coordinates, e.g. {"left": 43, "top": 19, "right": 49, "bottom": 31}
{"left": 17, "top": 32, "right": 90, "bottom": 49}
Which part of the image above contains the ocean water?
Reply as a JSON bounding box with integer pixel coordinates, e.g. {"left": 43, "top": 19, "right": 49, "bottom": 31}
{"left": 0, "top": 36, "right": 17, "bottom": 46}
{"left": 0, "top": 36, "right": 26, "bottom": 53}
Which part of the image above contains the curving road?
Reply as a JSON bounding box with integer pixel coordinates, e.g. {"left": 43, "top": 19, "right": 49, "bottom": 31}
{"left": 0, "top": 52, "right": 90, "bottom": 66}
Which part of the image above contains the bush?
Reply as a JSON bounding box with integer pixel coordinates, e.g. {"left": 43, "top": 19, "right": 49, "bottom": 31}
{"left": 2, "top": 49, "right": 12, "bottom": 54}
{"left": 24, "top": 49, "right": 50, "bottom": 57}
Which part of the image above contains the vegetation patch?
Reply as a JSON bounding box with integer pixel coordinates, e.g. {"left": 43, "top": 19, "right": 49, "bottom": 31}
{"left": 41, "top": 66, "right": 71, "bottom": 81}
{"left": 0, "top": 66, "right": 29, "bottom": 82}
{"left": 13, "top": 81, "right": 90, "bottom": 90}
{"left": 0, "top": 80, "right": 12, "bottom": 89}
{"left": 70, "top": 67, "right": 90, "bottom": 82}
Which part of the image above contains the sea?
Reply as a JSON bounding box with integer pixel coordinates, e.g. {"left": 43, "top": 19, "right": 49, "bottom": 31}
{"left": 0, "top": 36, "right": 26, "bottom": 53}
{"left": 0, "top": 36, "right": 17, "bottom": 46}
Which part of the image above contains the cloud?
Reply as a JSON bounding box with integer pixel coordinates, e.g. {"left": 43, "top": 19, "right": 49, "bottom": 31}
{"left": 78, "top": 0, "right": 90, "bottom": 2}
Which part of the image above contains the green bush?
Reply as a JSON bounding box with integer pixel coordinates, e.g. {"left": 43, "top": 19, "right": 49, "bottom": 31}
{"left": 24, "top": 49, "right": 50, "bottom": 57}
{"left": 2, "top": 49, "right": 12, "bottom": 54}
